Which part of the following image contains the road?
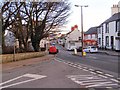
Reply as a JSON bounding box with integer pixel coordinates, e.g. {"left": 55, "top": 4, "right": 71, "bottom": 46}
{"left": 56, "top": 45, "right": 119, "bottom": 77}
{"left": 1, "top": 45, "right": 120, "bottom": 89}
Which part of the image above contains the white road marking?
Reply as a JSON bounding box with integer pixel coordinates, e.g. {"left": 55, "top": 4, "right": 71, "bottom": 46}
{"left": 90, "top": 72, "right": 96, "bottom": 74}
{"left": 98, "top": 74, "right": 108, "bottom": 78}
{"left": 67, "top": 74, "right": 118, "bottom": 88}
{"left": 89, "top": 69, "right": 94, "bottom": 71}
{"left": 96, "top": 71, "right": 103, "bottom": 74}
{"left": 0, "top": 75, "right": 24, "bottom": 86}
{"left": 77, "top": 67, "right": 82, "bottom": 69}
{"left": 78, "top": 65, "right": 82, "bottom": 67}
{"left": 86, "top": 83, "right": 118, "bottom": 88}
{"left": 0, "top": 74, "right": 47, "bottom": 89}
{"left": 83, "top": 67, "right": 87, "bottom": 69}
{"left": 82, "top": 69, "right": 88, "bottom": 71}
{"left": 110, "top": 79, "right": 120, "bottom": 83}
{"left": 106, "top": 87, "right": 112, "bottom": 88}
{"left": 67, "top": 75, "right": 93, "bottom": 78}
{"left": 72, "top": 65, "right": 77, "bottom": 68}
{"left": 79, "top": 79, "right": 107, "bottom": 83}
{"left": 74, "top": 64, "right": 78, "bottom": 66}
{"left": 105, "top": 74, "right": 114, "bottom": 77}
{"left": 81, "top": 81, "right": 112, "bottom": 86}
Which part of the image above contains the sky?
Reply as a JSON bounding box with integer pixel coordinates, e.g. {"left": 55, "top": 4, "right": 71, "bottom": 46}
{"left": 0, "top": 0, "right": 120, "bottom": 33}
{"left": 61, "top": 0, "right": 120, "bottom": 33}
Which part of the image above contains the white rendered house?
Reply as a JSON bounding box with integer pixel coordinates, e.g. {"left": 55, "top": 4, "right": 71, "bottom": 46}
{"left": 97, "top": 12, "right": 120, "bottom": 51}
{"left": 65, "top": 27, "right": 82, "bottom": 50}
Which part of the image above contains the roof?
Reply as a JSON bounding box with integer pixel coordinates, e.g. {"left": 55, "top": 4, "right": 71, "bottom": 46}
{"left": 102, "top": 12, "right": 120, "bottom": 24}
{"left": 66, "top": 30, "right": 74, "bottom": 35}
{"left": 84, "top": 27, "right": 97, "bottom": 34}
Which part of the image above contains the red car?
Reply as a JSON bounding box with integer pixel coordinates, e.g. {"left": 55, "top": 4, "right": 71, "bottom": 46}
{"left": 49, "top": 46, "right": 58, "bottom": 54}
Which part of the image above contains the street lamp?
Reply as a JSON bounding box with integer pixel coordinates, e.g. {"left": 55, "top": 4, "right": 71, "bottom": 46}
{"left": 75, "top": 5, "right": 88, "bottom": 57}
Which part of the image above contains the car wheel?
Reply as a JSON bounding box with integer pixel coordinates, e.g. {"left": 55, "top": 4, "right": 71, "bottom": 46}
{"left": 89, "top": 50, "right": 91, "bottom": 53}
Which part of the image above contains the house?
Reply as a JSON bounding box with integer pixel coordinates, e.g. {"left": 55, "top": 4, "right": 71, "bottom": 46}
{"left": 84, "top": 27, "right": 98, "bottom": 47}
{"left": 4, "top": 30, "right": 15, "bottom": 47}
{"left": 97, "top": 12, "right": 120, "bottom": 51}
{"left": 3, "top": 30, "right": 16, "bottom": 53}
{"left": 65, "top": 25, "right": 82, "bottom": 50}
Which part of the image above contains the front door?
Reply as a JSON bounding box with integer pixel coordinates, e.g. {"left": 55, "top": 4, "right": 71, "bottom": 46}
{"left": 111, "top": 36, "right": 114, "bottom": 50}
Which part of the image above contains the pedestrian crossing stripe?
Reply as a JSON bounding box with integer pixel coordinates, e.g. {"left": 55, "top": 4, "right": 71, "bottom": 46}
{"left": 66, "top": 75, "right": 119, "bottom": 88}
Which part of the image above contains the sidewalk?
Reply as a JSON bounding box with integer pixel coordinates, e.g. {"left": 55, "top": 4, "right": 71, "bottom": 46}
{"left": 2, "top": 54, "right": 54, "bottom": 71}
{"left": 98, "top": 50, "right": 120, "bottom": 56}
{"left": 71, "top": 50, "right": 120, "bottom": 57}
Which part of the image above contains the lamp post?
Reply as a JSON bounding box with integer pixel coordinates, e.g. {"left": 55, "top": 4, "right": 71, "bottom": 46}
{"left": 75, "top": 5, "right": 88, "bottom": 57}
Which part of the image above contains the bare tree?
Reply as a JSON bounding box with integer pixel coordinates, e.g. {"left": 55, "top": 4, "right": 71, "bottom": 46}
{"left": 2, "top": 1, "right": 24, "bottom": 53}
{"left": 2, "top": 1, "right": 70, "bottom": 52}
{"left": 25, "top": 1, "right": 70, "bottom": 51}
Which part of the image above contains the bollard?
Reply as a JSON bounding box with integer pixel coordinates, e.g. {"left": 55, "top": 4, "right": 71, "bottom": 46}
{"left": 74, "top": 48, "right": 77, "bottom": 55}
{"left": 83, "top": 51, "right": 86, "bottom": 56}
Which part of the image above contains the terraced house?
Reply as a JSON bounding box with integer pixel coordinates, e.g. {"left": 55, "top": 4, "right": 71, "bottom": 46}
{"left": 97, "top": 12, "right": 120, "bottom": 51}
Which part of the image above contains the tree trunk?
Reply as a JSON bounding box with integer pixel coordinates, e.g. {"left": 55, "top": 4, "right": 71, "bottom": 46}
{"left": 32, "top": 41, "right": 39, "bottom": 52}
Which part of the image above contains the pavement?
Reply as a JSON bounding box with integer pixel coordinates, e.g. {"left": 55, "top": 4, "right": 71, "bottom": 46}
{"left": 98, "top": 50, "right": 120, "bottom": 56}
{"left": 57, "top": 44, "right": 120, "bottom": 56}
{"left": 2, "top": 54, "right": 54, "bottom": 71}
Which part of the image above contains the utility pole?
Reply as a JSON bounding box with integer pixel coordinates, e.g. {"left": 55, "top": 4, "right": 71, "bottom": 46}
{"left": 75, "top": 5, "right": 88, "bottom": 57}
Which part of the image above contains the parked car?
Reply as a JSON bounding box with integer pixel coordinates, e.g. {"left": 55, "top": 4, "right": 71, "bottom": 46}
{"left": 67, "top": 46, "right": 77, "bottom": 51}
{"left": 77, "top": 47, "right": 82, "bottom": 52}
{"left": 83, "top": 46, "right": 98, "bottom": 53}
{"left": 49, "top": 45, "right": 58, "bottom": 54}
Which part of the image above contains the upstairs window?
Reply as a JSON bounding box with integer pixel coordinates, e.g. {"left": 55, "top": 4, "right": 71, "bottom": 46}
{"left": 97, "top": 28, "right": 101, "bottom": 34}
{"left": 116, "top": 20, "right": 120, "bottom": 32}
{"left": 105, "top": 36, "right": 109, "bottom": 47}
{"left": 98, "top": 38, "right": 101, "bottom": 45}
{"left": 105, "top": 23, "right": 109, "bottom": 33}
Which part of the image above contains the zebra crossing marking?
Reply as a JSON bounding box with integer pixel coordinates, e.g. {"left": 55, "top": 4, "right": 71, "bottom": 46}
{"left": 66, "top": 75, "right": 119, "bottom": 88}
{"left": 55, "top": 57, "right": 119, "bottom": 88}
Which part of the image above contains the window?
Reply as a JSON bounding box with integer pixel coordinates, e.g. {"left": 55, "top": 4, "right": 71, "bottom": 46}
{"left": 106, "top": 36, "right": 109, "bottom": 47}
{"left": 95, "top": 34, "right": 97, "bottom": 39}
{"left": 116, "top": 20, "right": 120, "bottom": 32}
{"left": 105, "top": 23, "right": 109, "bottom": 33}
{"left": 98, "top": 38, "right": 101, "bottom": 45}
{"left": 98, "top": 28, "right": 101, "bottom": 34}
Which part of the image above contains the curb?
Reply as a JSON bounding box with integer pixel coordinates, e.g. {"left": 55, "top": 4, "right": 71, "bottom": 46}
{"left": 98, "top": 51, "right": 120, "bottom": 56}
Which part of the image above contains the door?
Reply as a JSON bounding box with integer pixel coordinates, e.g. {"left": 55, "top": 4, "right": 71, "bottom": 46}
{"left": 111, "top": 36, "right": 114, "bottom": 50}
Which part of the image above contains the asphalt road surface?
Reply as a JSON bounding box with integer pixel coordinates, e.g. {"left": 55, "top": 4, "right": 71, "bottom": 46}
{"left": 56, "top": 45, "right": 119, "bottom": 78}
{"left": 1, "top": 46, "right": 120, "bottom": 89}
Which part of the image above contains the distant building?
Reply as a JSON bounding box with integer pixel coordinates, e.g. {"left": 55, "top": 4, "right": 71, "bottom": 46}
{"left": 84, "top": 27, "right": 97, "bottom": 47}
{"left": 97, "top": 12, "right": 120, "bottom": 51}
{"left": 65, "top": 25, "right": 82, "bottom": 50}
{"left": 111, "top": 1, "right": 120, "bottom": 15}
{"left": 4, "top": 30, "right": 15, "bottom": 46}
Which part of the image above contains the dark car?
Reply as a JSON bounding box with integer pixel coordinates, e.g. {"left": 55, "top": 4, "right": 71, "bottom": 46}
{"left": 77, "top": 47, "right": 82, "bottom": 52}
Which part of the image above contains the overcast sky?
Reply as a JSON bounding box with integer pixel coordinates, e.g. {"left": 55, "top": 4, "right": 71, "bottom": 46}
{"left": 1, "top": 0, "right": 120, "bottom": 33}
{"left": 61, "top": 0, "right": 120, "bottom": 33}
